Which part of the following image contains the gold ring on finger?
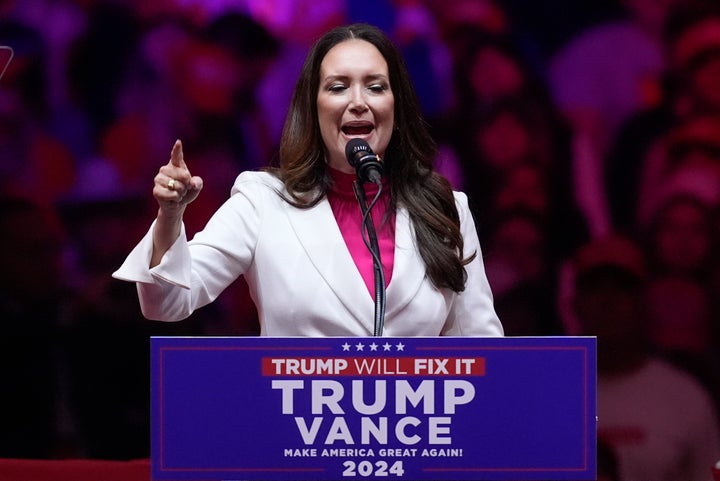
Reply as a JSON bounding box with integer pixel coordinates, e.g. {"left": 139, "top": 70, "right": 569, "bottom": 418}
{"left": 168, "top": 178, "right": 176, "bottom": 190}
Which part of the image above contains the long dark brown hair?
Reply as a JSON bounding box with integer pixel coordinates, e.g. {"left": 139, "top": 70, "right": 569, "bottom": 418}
{"left": 271, "top": 23, "right": 473, "bottom": 292}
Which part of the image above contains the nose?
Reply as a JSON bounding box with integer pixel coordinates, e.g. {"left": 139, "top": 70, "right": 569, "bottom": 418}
{"left": 349, "top": 85, "right": 368, "bottom": 113}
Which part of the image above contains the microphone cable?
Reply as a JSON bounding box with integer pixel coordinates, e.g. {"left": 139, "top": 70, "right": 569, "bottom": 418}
{"left": 352, "top": 180, "right": 386, "bottom": 337}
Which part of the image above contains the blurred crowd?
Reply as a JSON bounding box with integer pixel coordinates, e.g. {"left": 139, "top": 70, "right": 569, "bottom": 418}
{"left": 1, "top": 0, "right": 720, "bottom": 479}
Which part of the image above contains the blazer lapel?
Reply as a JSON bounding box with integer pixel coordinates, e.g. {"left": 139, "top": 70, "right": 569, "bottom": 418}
{"left": 386, "top": 206, "right": 426, "bottom": 318}
{"left": 285, "top": 198, "right": 375, "bottom": 326}
{"left": 285, "top": 200, "right": 426, "bottom": 331}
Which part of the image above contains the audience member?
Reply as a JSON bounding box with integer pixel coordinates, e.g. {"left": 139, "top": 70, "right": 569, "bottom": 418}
{"left": 498, "top": 0, "right": 624, "bottom": 65}
{"left": 450, "top": 93, "right": 588, "bottom": 259}
{"left": 448, "top": 31, "right": 545, "bottom": 118}
{"left": 102, "top": 12, "right": 282, "bottom": 239}
{"left": 548, "top": 0, "right": 679, "bottom": 237}
{"left": 549, "top": 0, "right": 676, "bottom": 153}
{"left": 483, "top": 206, "right": 550, "bottom": 295}
{"left": 644, "top": 275, "right": 720, "bottom": 409}
{"left": 64, "top": 3, "right": 141, "bottom": 145}
{"left": 635, "top": 114, "right": 720, "bottom": 227}
{"left": 483, "top": 207, "right": 564, "bottom": 336}
{"left": 431, "top": 29, "right": 532, "bottom": 193}
{"left": 606, "top": 0, "right": 720, "bottom": 231}
{"left": 0, "top": 19, "right": 76, "bottom": 203}
{"left": 638, "top": 187, "right": 720, "bottom": 412}
{"left": 437, "top": 27, "right": 591, "bottom": 252}
{"left": 572, "top": 235, "right": 720, "bottom": 481}
{"left": 642, "top": 190, "right": 719, "bottom": 281}
{"left": 425, "top": 0, "right": 508, "bottom": 47}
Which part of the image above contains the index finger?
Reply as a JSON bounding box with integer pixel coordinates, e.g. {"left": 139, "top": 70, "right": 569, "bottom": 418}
{"left": 170, "top": 139, "right": 187, "bottom": 169}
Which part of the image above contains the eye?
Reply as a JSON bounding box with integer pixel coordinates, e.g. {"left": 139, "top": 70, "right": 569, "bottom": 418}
{"left": 368, "top": 83, "right": 388, "bottom": 93}
{"left": 327, "top": 83, "right": 347, "bottom": 93}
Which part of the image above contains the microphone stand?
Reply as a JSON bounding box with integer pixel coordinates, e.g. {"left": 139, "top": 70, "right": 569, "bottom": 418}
{"left": 352, "top": 180, "right": 386, "bottom": 336}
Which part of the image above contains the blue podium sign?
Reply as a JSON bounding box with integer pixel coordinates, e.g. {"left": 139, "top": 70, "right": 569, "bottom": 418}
{"left": 151, "top": 336, "right": 596, "bottom": 480}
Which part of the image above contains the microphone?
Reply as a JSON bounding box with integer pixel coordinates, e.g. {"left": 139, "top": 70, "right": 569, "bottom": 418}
{"left": 345, "top": 138, "right": 386, "bottom": 335}
{"left": 345, "top": 139, "right": 383, "bottom": 185}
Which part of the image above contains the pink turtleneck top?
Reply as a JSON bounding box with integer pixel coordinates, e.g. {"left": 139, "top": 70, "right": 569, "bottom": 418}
{"left": 326, "top": 167, "right": 395, "bottom": 298}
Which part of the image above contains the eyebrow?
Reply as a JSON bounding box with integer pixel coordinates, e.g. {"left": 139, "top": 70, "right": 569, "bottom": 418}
{"left": 321, "top": 73, "right": 389, "bottom": 83}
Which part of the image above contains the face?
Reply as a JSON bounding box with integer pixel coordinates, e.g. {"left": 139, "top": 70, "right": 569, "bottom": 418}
{"left": 179, "top": 41, "right": 239, "bottom": 115}
{"left": 476, "top": 111, "right": 530, "bottom": 169}
{"left": 470, "top": 47, "right": 523, "bottom": 101}
{"left": 573, "top": 279, "right": 644, "bottom": 343}
{"left": 495, "top": 164, "right": 548, "bottom": 213}
{"left": 317, "top": 39, "right": 395, "bottom": 173}
{"left": 689, "top": 54, "right": 720, "bottom": 109}
{"left": 655, "top": 200, "right": 710, "bottom": 274}
{"left": 489, "top": 216, "right": 545, "bottom": 283}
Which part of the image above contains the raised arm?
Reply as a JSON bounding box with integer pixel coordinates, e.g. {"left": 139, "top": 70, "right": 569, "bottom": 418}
{"left": 150, "top": 140, "right": 203, "bottom": 267}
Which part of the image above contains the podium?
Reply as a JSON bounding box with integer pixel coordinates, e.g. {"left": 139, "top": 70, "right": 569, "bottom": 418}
{"left": 151, "top": 336, "right": 596, "bottom": 480}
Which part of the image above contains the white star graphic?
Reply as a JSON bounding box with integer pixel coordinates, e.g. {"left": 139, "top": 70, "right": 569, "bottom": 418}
{"left": 396, "top": 342, "right": 405, "bottom": 352}
{"left": 383, "top": 342, "right": 392, "bottom": 351}
{"left": 341, "top": 343, "right": 351, "bottom": 351}
{"left": 369, "top": 343, "right": 378, "bottom": 351}
{"left": 355, "top": 342, "right": 365, "bottom": 351}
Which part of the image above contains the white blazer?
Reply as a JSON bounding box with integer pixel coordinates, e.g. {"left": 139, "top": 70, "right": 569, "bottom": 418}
{"left": 113, "top": 171, "right": 503, "bottom": 337}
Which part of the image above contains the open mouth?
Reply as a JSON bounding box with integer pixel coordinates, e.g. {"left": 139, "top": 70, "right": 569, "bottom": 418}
{"left": 342, "top": 123, "right": 374, "bottom": 136}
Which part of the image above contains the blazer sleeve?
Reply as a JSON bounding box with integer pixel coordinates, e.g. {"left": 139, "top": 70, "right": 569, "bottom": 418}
{"left": 441, "top": 192, "right": 504, "bottom": 337}
{"left": 112, "top": 171, "right": 270, "bottom": 321}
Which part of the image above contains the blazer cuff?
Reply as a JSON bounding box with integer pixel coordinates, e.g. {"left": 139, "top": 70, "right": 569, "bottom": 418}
{"left": 112, "top": 220, "right": 192, "bottom": 289}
